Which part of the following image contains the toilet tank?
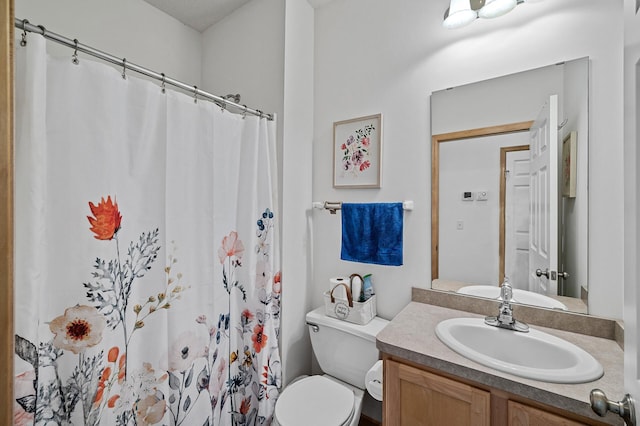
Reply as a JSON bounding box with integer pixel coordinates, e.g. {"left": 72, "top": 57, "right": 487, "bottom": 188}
{"left": 306, "top": 306, "right": 389, "bottom": 389}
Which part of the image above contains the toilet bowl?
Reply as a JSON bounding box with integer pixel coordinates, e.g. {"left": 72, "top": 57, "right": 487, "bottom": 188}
{"left": 274, "top": 375, "right": 363, "bottom": 426}
{"left": 273, "top": 307, "right": 388, "bottom": 426}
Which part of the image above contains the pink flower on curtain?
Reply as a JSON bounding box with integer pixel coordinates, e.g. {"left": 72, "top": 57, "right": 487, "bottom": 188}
{"left": 273, "top": 271, "right": 282, "bottom": 294}
{"left": 218, "top": 231, "right": 245, "bottom": 264}
{"left": 167, "top": 331, "right": 206, "bottom": 372}
{"left": 87, "top": 195, "right": 122, "bottom": 240}
{"left": 255, "top": 260, "right": 271, "bottom": 289}
{"left": 49, "top": 305, "right": 107, "bottom": 354}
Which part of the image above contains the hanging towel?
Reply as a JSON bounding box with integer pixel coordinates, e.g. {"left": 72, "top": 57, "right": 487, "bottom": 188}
{"left": 341, "top": 202, "right": 403, "bottom": 266}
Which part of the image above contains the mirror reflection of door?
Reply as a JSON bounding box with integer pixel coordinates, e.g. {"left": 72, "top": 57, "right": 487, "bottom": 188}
{"left": 500, "top": 146, "right": 530, "bottom": 291}
{"left": 528, "top": 95, "right": 559, "bottom": 297}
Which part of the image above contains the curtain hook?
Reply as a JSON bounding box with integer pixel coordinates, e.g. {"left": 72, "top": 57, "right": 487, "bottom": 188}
{"left": 160, "top": 73, "right": 166, "bottom": 94}
{"left": 242, "top": 105, "right": 248, "bottom": 119}
{"left": 72, "top": 39, "right": 79, "bottom": 65}
{"left": 193, "top": 86, "right": 198, "bottom": 103}
{"left": 256, "top": 109, "right": 263, "bottom": 119}
{"left": 20, "top": 19, "right": 29, "bottom": 47}
{"left": 122, "top": 58, "right": 127, "bottom": 80}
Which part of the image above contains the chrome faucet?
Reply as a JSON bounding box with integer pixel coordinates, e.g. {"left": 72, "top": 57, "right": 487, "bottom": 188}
{"left": 484, "top": 279, "right": 529, "bottom": 332}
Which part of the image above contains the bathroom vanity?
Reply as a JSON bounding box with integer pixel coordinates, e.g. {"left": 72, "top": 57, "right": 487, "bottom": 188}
{"left": 377, "top": 300, "right": 624, "bottom": 425}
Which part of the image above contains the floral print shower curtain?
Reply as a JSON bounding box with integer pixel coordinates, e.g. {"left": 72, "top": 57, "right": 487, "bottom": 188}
{"left": 14, "top": 35, "right": 281, "bottom": 426}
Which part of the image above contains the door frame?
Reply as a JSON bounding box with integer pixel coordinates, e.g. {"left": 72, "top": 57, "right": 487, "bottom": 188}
{"left": 431, "top": 121, "right": 534, "bottom": 281}
{"left": 499, "top": 144, "right": 530, "bottom": 285}
{"left": 1, "top": 1, "right": 15, "bottom": 424}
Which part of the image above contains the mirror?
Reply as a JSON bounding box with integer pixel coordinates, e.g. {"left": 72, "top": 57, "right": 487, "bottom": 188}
{"left": 430, "top": 58, "right": 589, "bottom": 314}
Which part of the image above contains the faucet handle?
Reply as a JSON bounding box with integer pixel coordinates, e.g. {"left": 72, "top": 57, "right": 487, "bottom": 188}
{"left": 500, "top": 279, "right": 513, "bottom": 302}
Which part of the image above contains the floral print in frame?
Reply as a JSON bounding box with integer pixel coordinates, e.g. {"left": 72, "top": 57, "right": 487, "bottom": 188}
{"left": 333, "top": 113, "right": 382, "bottom": 188}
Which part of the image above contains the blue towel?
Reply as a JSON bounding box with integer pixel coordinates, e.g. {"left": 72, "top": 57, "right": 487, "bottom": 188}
{"left": 341, "top": 202, "right": 403, "bottom": 266}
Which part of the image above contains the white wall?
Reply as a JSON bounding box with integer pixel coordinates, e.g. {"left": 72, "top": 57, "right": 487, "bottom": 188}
{"left": 200, "top": 0, "right": 284, "bottom": 130}
{"left": 16, "top": 0, "right": 202, "bottom": 85}
{"left": 281, "top": 0, "right": 315, "bottom": 385}
{"left": 313, "top": 0, "right": 624, "bottom": 320}
{"left": 562, "top": 59, "right": 589, "bottom": 299}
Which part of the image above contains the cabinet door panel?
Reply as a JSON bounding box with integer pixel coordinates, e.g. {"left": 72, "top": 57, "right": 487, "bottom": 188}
{"left": 385, "top": 360, "right": 490, "bottom": 426}
{"left": 508, "top": 401, "right": 586, "bottom": 426}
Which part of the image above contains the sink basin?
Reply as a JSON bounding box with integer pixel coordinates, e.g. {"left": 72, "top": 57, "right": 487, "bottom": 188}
{"left": 457, "top": 285, "right": 568, "bottom": 311}
{"left": 435, "top": 317, "right": 603, "bottom": 383}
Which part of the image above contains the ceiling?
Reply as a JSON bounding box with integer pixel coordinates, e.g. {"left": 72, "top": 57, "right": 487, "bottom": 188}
{"left": 143, "top": 0, "right": 252, "bottom": 32}
{"left": 144, "top": 0, "right": 336, "bottom": 32}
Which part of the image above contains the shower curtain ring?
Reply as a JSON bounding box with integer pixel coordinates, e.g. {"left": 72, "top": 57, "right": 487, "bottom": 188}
{"left": 72, "top": 39, "right": 79, "bottom": 65}
{"left": 160, "top": 73, "right": 166, "bottom": 94}
{"left": 242, "top": 105, "right": 248, "bottom": 119}
{"left": 193, "top": 86, "right": 198, "bottom": 103}
{"left": 122, "top": 58, "right": 127, "bottom": 80}
{"left": 20, "top": 19, "right": 29, "bottom": 46}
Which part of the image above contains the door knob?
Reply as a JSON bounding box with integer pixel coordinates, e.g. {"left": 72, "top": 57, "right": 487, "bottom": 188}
{"left": 590, "top": 389, "right": 636, "bottom": 425}
{"left": 558, "top": 271, "right": 570, "bottom": 279}
{"left": 535, "top": 268, "right": 549, "bottom": 278}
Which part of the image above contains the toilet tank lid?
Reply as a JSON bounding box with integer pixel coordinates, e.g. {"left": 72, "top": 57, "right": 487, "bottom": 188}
{"left": 306, "top": 307, "right": 389, "bottom": 343}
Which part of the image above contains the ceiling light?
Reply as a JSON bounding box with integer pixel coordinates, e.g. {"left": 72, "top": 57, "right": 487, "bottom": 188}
{"left": 443, "top": 0, "right": 524, "bottom": 29}
{"left": 443, "top": 0, "right": 478, "bottom": 29}
{"left": 478, "top": 0, "right": 517, "bottom": 18}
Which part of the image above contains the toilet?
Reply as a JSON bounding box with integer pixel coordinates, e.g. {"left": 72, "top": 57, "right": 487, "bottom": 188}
{"left": 273, "top": 306, "right": 389, "bottom": 426}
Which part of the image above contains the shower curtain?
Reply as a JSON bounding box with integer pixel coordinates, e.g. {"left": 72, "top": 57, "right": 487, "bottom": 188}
{"left": 13, "top": 35, "right": 281, "bottom": 426}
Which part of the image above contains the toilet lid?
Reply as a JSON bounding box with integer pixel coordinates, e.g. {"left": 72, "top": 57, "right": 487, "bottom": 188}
{"left": 275, "top": 376, "right": 355, "bottom": 426}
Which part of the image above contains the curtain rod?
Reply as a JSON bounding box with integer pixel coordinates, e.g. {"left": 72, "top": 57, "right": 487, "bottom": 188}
{"left": 14, "top": 17, "right": 274, "bottom": 121}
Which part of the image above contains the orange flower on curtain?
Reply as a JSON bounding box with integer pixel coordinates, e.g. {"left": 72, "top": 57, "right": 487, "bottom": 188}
{"left": 87, "top": 195, "right": 122, "bottom": 240}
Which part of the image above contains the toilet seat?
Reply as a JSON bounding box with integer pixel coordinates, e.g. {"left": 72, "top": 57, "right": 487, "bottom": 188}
{"left": 275, "top": 375, "right": 355, "bottom": 426}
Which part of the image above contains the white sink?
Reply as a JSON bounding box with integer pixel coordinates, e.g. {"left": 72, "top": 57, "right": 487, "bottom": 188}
{"left": 457, "top": 285, "right": 568, "bottom": 311}
{"left": 435, "top": 317, "right": 603, "bottom": 384}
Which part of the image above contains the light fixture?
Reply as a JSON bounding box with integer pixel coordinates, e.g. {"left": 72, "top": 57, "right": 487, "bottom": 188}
{"left": 442, "top": 0, "right": 478, "bottom": 29}
{"left": 478, "top": 0, "right": 517, "bottom": 18}
{"left": 443, "top": 0, "right": 524, "bottom": 29}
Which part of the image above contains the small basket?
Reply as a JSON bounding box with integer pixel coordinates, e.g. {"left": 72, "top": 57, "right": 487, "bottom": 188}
{"left": 324, "top": 282, "right": 377, "bottom": 325}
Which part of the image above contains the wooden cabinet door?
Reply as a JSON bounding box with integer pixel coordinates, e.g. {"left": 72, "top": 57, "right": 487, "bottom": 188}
{"left": 384, "top": 360, "right": 490, "bottom": 426}
{"left": 508, "top": 401, "right": 586, "bottom": 426}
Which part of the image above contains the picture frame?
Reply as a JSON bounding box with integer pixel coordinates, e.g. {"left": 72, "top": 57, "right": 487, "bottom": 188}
{"left": 562, "top": 131, "right": 577, "bottom": 198}
{"left": 333, "top": 114, "right": 382, "bottom": 188}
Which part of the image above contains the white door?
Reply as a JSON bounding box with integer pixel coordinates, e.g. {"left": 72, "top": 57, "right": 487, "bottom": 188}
{"left": 620, "top": 56, "right": 640, "bottom": 423}
{"left": 505, "top": 149, "right": 530, "bottom": 290}
{"left": 528, "top": 95, "right": 559, "bottom": 296}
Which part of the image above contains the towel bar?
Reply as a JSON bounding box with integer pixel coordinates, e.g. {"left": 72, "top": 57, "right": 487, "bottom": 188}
{"left": 312, "top": 200, "right": 414, "bottom": 214}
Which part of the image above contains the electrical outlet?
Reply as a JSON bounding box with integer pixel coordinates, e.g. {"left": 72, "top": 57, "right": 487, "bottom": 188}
{"left": 477, "top": 191, "right": 488, "bottom": 201}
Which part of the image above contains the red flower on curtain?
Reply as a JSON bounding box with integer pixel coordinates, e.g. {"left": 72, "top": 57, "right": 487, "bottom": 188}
{"left": 87, "top": 196, "right": 122, "bottom": 240}
{"left": 251, "top": 324, "right": 268, "bottom": 353}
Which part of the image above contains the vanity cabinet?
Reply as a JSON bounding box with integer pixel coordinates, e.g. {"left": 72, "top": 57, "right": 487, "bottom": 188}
{"left": 508, "top": 401, "right": 585, "bottom": 426}
{"left": 384, "top": 359, "right": 490, "bottom": 425}
{"left": 383, "top": 357, "right": 611, "bottom": 426}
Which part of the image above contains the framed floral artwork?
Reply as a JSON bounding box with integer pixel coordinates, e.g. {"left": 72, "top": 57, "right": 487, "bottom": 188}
{"left": 333, "top": 114, "right": 382, "bottom": 188}
{"left": 562, "top": 131, "right": 577, "bottom": 198}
